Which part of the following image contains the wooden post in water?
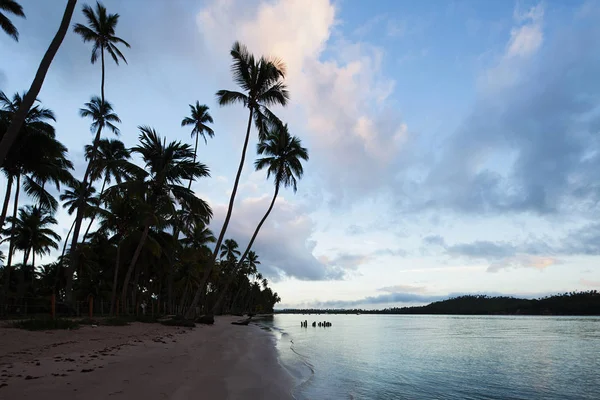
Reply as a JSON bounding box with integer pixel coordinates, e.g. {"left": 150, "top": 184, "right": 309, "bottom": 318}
{"left": 51, "top": 294, "right": 56, "bottom": 320}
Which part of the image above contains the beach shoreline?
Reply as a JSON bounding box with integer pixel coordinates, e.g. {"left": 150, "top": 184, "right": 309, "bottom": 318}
{"left": 0, "top": 316, "right": 294, "bottom": 399}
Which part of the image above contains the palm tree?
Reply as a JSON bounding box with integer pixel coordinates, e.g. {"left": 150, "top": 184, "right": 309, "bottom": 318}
{"left": 220, "top": 238, "right": 240, "bottom": 262}
{"left": 73, "top": 1, "right": 130, "bottom": 101}
{"left": 96, "top": 190, "right": 143, "bottom": 314}
{"left": 116, "top": 126, "right": 211, "bottom": 311}
{"left": 3, "top": 205, "right": 60, "bottom": 299}
{"left": 0, "top": 0, "right": 77, "bottom": 167}
{"left": 212, "top": 125, "right": 308, "bottom": 314}
{"left": 8, "top": 205, "right": 61, "bottom": 268}
{"left": 187, "top": 41, "right": 289, "bottom": 317}
{"left": 0, "top": 0, "right": 24, "bottom": 41}
{"left": 236, "top": 124, "right": 308, "bottom": 270}
{"left": 181, "top": 102, "right": 214, "bottom": 176}
{"left": 82, "top": 138, "right": 130, "bottom": 240}
{"left": 0, "top": 91, "right": 64, "bottom": 231}
{"left": 65, "top": 97, "right": 120, "bottom": 302}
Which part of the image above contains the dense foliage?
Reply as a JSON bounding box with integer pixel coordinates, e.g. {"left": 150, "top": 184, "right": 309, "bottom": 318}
{"left": 278, "top": 291, "right": 600, "bottom": 316}
{"left": 0, "top": 1, "right": 306, "bottom": 319}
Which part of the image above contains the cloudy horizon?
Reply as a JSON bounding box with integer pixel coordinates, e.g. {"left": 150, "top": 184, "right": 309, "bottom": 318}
{"left": 2, "top": 0, "right": 600, "bottom": 309}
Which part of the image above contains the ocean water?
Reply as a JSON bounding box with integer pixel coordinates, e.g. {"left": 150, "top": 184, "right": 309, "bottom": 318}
{"left": 257, "top": 314, "right": 600, "bottom": 400}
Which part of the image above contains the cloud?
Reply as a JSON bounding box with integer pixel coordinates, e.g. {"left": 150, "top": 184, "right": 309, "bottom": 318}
{"left": 422, "top": 235, "right": 446, "bottom": 247}
{"left": 398, "top": 3, "right": 600, "bottom": 217}
{"left": 320, "top": 253, "right": 371, "bottom": 271}
{"left": 312, "top": 292, "right": 445, "bottom": 308}
{"left": 377, "top": 284, "right": 426, "bottom": 293}
{"left": 345, "top": 224, "right": 365, "bottom": 236}
{"left": 196, "top": 0, "right": 411, "bottom": 207}
{"left": 580, "top": 279, "right": 600, "bottom": 288}
{"left": 210, "top": 194, "right": 344, "bottom": 281}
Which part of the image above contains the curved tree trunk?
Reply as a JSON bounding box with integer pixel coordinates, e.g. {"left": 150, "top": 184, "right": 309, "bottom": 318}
{"left": 2, "top": 175, "right": 21, "bottom": 300}
{"left": 65, "top": 124, "right": 104, "bottom": 303}
{"left": 0, "top": 176, "right": 13, "bottom": 234}
{"left": 0, "top": 0, "right": 77, "bottom": 166}
{"left": 186, "top": 108, "right": 254, "bottom": 318}
{"left": 100, "top": 46, "right": 105, "bottom": 103}
{"left": 120, "top": 223, "right": 150, "bottom": 313}
{"left": 109, "top": 241, "right": 122, "bottom": 315}
{"left": 212, "top": 185, "right": 279, "bottom": 314}
{"left": 83, "top": 176, "right": 107, "bottom": 242}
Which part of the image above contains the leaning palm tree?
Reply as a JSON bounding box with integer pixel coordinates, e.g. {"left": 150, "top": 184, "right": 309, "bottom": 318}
{"left": 0, "top": 0, "right": 77, "bottom": 167}
{"left": 73, "top": 1, "right": 130, "bottom": 101}
{"left": 64, "top": 96, "right": 120, "bottom": 302}
{"left": 236, "top": 124, "right": 308, "bottom": 270}
{"left": 187, "top": 41, "right": 289, "bottom": 317}
{"left": 211, "top": 125, "right": 308, "bottom": 313}
{"left": 0, "top": 0, "right": 25, "bottom": 41}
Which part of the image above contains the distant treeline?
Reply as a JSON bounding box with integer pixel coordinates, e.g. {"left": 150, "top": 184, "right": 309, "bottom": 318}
{"left": 277, "top": 291, "right": 600, "bottom": 316}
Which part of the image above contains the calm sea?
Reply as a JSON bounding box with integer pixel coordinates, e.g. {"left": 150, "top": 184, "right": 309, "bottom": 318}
{"left": 257, "top": 314, "right": 600, "bottom": 400}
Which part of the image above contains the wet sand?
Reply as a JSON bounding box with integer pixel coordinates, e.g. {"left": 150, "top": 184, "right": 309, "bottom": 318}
{"left": 0, "top": 316, "right": 292, "bottom": 399}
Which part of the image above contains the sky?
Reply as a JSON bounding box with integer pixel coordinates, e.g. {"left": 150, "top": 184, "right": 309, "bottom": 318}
{"left": 1, "top": 0, "right": 600, "bottom": 309}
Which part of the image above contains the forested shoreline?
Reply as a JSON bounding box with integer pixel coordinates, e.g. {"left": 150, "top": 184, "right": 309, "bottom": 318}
{"left": 0, "top": 1, "right": 309, "bottom": 319}
{"left": 278, "top": 291, "right": 600, "bottom": 316}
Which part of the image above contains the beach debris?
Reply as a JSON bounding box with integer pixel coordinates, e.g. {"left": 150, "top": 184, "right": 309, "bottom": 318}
{"left": 231, "top": 317, "right": 252, "bottom": 326}
{"left": 312, "top": 321, "right": 316, "bottom": 327}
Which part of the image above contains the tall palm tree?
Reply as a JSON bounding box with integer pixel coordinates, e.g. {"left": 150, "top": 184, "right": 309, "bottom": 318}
{"left": 0, "top": 0, "right": 77, "bottom": 167}
{"left": 211, "top": 125, "right": 308, "bottom": 313}
{"left": 0, "top": 0, "right": 24, "bottom": 41}
{"left": 65, "top": 97, "right": 120, "bottom": 302}
{"left": 187, "top": 41, "right": 289, "bottom": 317}
{"left": 115, "top": 126, "right": 211, "bottom": 311}
{"left": 73, "top": 1, "right": 130, "bottom": 101}
{"left": 82, "top": 138, "right": 130, "bottom": 240}
{"left": 181, "top": 102, "right": 214, "bottom": 176}
{"left": 236, "top": 124, "right": 308, "bottom": 270}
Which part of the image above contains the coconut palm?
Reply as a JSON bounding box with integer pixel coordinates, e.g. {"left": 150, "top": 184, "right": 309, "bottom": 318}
{"left": 235, "top": 124, "right": 308, "bottom": 270}
{"left": 0, "top": 0, "right": 77, "bottom": 167}
{"left": 82, "top": 138, "right": 131, "bottom": 240}
{"left": 73, "top": 1, "right": 130, "bottom": 101}
{"left": 65, "top": 97, "right": 120, "bottom": 302}
{"left": 115, "top": 126, "right": 211, "bottom": 311}
{"left": 7, "top": 205, "right": 61, "bottom": 268}
{"left": 181, "top": 102, "right": 214, "bottom": 171}
{"left": 220, "top": 238, "right": 240, "bottom": 262}
{"left": 187, "top": 41, "right": 289, "bottom": 317}
{"left": 0, "top": 0, "right": 24, "bottom": 41}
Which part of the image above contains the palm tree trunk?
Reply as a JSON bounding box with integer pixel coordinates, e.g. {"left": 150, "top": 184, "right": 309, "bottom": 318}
{"left": 83, "top": 176, "right": 107, "bottom": 242}
{"left": 131, "top": 263, "right": 141, "bottom": 314}
{"left": 109, "top": 240, "right": 122, "bottom": 315}
{"left": 120, "top": 223, "right": 150, "bottom": 313}
{"left": 2, "top": 175, "right": 20, "bottom": 301}
{"left": 211, "top": 185, "right": 279, "bottom": 314}
{"left": 65, "top": 124, "right": 104, "bottom": 303}
{"left": 101, "top": 46, "right": 105, "bottom": 103}
{"left": 0, "top": 0, "right": 77, "bottom": 166}
{"left": 186, "top": 108, "right": 254, "bottom": 318}
{"left": 0, "top": 175, "right": 13, "bottom": 234}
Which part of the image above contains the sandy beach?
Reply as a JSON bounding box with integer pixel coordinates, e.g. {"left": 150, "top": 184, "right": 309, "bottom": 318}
{"left": 0, "top": 316, "right": 293, "bottom": 399}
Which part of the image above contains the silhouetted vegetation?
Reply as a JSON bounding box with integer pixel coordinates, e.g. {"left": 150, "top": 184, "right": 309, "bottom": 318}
{"left": 1, "top": 2, "right": 301, "bottom": 321}
{"left": 278, "top": 291, "right": 600, "bottom": 316}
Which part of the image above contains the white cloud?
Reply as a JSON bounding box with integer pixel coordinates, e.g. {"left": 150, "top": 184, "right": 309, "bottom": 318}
{"left": 196, "top": 0, "right": 410, "bottom": 206}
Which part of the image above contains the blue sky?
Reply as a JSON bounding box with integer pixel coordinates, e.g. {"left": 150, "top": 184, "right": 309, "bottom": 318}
{"left": 2, "top": 0, "right": 600, "bottom": 309}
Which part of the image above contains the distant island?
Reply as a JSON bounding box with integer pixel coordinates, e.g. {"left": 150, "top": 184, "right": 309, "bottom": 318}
{"left": 277, "top": 291, "right": 600, "bottom": 316}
